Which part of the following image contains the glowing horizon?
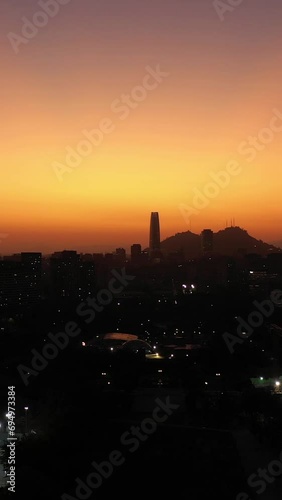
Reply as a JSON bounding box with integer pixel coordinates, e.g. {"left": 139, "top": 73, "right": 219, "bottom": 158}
{"left": 1, "top": 0, "right": 282, "bottom": 253}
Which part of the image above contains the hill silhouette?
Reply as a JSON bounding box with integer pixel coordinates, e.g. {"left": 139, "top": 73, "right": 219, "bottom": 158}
{"left": 161, "top": 226, "right": 281, "bottom": 258}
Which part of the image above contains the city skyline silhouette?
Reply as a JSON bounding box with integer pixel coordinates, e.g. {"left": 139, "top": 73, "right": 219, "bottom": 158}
{"left": 1, "top": 2, "right": 282, "bottom": 499}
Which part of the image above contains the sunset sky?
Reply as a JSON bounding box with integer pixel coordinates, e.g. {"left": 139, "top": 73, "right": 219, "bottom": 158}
{"left": 1, "top": 0, "right": 282, "bottom": 253}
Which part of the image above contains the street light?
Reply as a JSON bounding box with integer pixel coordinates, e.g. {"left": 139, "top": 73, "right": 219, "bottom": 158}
{"left": 24, "top": 407, "right": 29, "bottom": 434}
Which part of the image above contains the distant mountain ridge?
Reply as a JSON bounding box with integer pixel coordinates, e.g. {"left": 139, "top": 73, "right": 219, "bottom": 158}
{"left": 161, "top": 226, "right": 281, "bottom": 258}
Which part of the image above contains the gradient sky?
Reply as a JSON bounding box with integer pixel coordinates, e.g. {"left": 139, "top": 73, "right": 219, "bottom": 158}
{"left": 1, "top": 0, "right": 282, "bottom": 253}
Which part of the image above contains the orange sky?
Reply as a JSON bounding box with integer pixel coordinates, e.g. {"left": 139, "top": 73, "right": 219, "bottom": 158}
{"left": 1, "top": 0, "right": 282, "bottom": 253}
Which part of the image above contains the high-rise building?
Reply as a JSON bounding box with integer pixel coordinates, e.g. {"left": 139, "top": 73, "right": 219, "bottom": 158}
{"left": 0, "top": 252, "right": 42, "bottom": 310}
{"left": 149, "top": 212, "right": 161, "bottom": 258}
{"left": 49, "top": 251, "right": 97, "bottom": 299}
{"left": 79, "top": 256, "right": 96, "bottom": 299}
{"left": 114, "top": 248, "right": 126, "bottom": 266}
{"left": 21, "top": 252, "right": 42, "bottom": 303}
{"left": 50, "top": 250, "right": 80, "bottom": 298}
{"left": 0, "top": 260, "right": 23, "bottom": 309}
{"left": 201, "top": 229, "right": 214, "bottom": 255}
{"left": 131, "top": 244, "right": 142, "bottom": 265}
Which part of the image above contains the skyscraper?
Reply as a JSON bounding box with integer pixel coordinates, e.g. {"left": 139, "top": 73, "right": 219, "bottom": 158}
{"left": 149, "top": 212, "right": 161, "bottom": 258}
{"left": 114, "top": 248, "right": 126, "bottom": 266}
{"left": 0, "top": 252, "right": 42, "bottom": 310}
{"left": 201, "top": 229, "right": 214, "bottom": 255}
{"left": 131, "top": 244, "right": 142, "bottom": 264}
{"left": 50, "top": 251, "right": 80, "bottom": 298}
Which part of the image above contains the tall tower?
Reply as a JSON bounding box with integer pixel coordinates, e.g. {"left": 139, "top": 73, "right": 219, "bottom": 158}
{"left": 149, "top": 212, "right": 161, "bottom": 257}
{"left": 201, "top": 229, "right": 214, "bottom": 255}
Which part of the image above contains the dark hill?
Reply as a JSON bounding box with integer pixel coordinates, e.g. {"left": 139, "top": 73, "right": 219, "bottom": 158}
{"left": 161, "top": 226, "right": 281, "bottom": 258}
